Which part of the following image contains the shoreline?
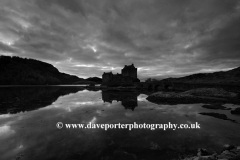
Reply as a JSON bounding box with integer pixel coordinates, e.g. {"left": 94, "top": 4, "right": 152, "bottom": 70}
{"left": 182, "top": 145, "right": 240, "bottom": 160}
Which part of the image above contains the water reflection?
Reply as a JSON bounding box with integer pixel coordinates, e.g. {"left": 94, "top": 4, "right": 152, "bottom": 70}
{"left": 0, "top": 86, "right": 84, "bottom": 114}
{"left": 102, "top": 91, "right": 140, "bottom": 110}
{"left": 0, "top": 87, "right": 240, "bottom": 160}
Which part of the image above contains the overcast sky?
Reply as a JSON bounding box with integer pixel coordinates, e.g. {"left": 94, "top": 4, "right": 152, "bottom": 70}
{"left": 0, "top": 0, "right": 240, "bottom": 79}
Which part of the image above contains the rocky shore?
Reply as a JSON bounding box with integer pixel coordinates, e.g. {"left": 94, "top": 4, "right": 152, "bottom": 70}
{"left": 231, "top": 108, "right": 240, "bottom": 115}
{"left": 182, "top": 145, "right": 240, "bottom": 160}
{"left": 146, "top": 88, "right": 240, "bottom": 104}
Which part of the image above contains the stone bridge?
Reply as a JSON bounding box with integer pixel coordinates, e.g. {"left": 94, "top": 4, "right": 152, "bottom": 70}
{"left": 135, "top": 81, "right": 175, "bottom": 91}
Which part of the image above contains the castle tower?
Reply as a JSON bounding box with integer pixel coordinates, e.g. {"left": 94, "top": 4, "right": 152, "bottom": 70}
{"left": 102, "top": 72, "right": 113, "bottom": 84}
{"left": 121, "top": 64, "right": 137, "bottom": 79}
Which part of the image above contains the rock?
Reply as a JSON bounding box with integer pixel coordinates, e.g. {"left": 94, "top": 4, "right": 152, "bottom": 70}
{"left": 197, "top": 148, "right": 210, "bottom": 156}
{"left": 199, "top": 112, "right": 228, "bottom": 120}
{"left": 196, "top": 148, "right": 216, "bottom": 160}
{"left": 217, "top": 150, "right": 237, "bottom": 159}
{"left": 183, "top": 155, "right": 216, "bottom": 160}
{"left": 199, "top": 112, "right": 238, "bottom": 123}
{"left": 231, "top": 108, "right": 240, "bottom": 115}
{"left": 202, "top": 104, "right": 229, "bottom": 110}
{"left": 199, "top": 155, "right": 216, "bottom": 160}
{"left": 146, "top": 88, "right": 239, "bottom": 104}
{"left": 146, "top": 92, "right": 226, "bottom": 104}
{"left": 229, "top": 148, "right": 240, "bottom": 155}
{"left": 150, "top": 142, "right": 160, "bottom": 150}
{"left": 223, "top": 144, "right": 235, "bottom": 151}
{"left": 183, "top": 156, "right": 199, "bottom": 160}
{"left": 182, "top": 146, "right": 240, "bottom": 160}
{"left": 182, "top": 88, "right": 238, "bottom": 98}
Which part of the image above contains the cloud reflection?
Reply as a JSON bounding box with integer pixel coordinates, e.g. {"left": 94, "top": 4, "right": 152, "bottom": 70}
{"left": 0, "top": 125, "right": 15, "bottom": 137}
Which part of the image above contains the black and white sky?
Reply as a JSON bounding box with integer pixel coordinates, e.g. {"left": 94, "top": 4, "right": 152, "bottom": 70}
{"left": 0, "top": 0, "right": 240, "bottom": 79}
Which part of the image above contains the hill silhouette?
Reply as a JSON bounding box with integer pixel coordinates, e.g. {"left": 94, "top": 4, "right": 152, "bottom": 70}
{"left": 85, "top": 77, "right": 102, "bottom": 83}
{"left": 162, "top": 67, "right": 240, "bottom": 85}
{"left": 0, "top": 56, "right": 84, "bottom": 85}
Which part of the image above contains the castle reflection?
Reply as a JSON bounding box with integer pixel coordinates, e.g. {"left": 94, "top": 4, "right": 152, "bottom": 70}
{"left": 101, "top": 91, "right": 140, "bottom": 110}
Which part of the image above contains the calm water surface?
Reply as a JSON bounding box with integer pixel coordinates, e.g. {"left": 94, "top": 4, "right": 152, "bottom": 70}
{"left": 0, "top": 86, "right": 240, "bottom": 160}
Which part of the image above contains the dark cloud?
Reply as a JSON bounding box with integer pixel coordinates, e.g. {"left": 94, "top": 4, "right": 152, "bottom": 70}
{"left": 189, "top": 17, "right": 240, "bottom": 61}
{"left": 36, "top": 0, "right": 86, "bottom": 16}
{"left": 100, "top": 25, "right": 136, "bottom": 52}
{"left": 0, "top": 0, "right": 240, "bottom": 79}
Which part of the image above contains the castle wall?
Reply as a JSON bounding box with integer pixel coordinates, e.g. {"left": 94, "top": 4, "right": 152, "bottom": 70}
{"left": 102, "top": 72, "right": 113, "bottom": 84}
{"left": 102, "top": 64, "right": 138, "bottom": 86}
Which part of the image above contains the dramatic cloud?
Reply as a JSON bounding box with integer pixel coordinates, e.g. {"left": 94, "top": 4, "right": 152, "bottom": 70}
{"left": 0, "top": 0, "right": 240, "bottom": 79}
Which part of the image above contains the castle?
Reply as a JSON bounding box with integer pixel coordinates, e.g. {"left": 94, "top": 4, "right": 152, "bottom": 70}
{"left": 102, "top": 64, "right": 140, "bottom": 86}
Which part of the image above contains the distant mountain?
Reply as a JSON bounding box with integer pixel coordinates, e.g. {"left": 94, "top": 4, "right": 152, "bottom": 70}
{"left": 161, "top": 67, "right": 240, "bottom": 85}
{"left": 85, "top": 77, "right": 102, "bottom": 83}
{"left": 73, "top": 77, "right": 102, "bottom": 85}
{"left": 0, "top": 56, "right": 85, "bottom": 85}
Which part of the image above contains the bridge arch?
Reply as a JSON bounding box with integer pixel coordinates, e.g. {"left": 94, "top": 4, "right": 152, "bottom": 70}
{"left": 163, "top": 84, "right": 173, "bottom": 90}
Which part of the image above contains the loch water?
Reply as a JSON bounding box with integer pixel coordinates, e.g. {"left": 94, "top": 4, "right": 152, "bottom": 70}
{"left": 0, "top": 86, "right": 240, "bottom": 160}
